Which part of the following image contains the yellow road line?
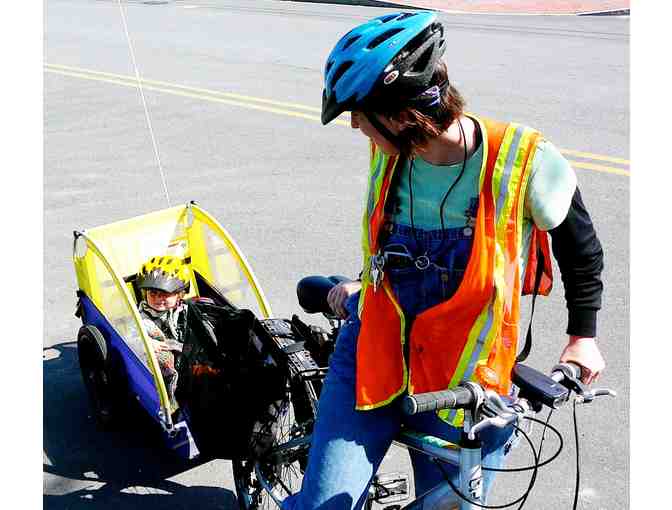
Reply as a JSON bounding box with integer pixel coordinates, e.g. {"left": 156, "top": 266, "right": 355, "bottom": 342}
{"left": 569, "top": 160, "right": 630, "bottom": 176}
{"left": 46, "top": 67, "right": 333, "bottom": 124}
{"left": 560, "top": 148, "right": 630, "bottom": 166}
{"left": 45, "top": 63, "right": 323, "bottom": 113}
{"left": 45, "top": 63, "right": 628, "bottom": 174}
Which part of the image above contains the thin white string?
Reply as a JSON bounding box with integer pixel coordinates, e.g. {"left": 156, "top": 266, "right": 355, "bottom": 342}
{"left": 116, "top": 0, "right": 171, "bottom": 207}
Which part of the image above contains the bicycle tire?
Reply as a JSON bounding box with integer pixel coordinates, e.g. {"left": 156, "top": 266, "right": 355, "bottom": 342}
{"left": 232, "top": 377, "right": 318, "bottom": 510}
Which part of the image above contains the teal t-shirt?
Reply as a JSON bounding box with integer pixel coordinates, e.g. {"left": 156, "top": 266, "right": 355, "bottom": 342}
{"left": 388, "top": 139, "right": 577, "bottom": 273}
{"left": 389, "top": 139, "right": 577, "bottom": 231}
{"left": 388, "top": 143, "right": 483, "bottom": 231}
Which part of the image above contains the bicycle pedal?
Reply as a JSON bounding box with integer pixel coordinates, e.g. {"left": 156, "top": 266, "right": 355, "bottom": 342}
{"left": 369, "top": 472, "right": 410, "bottom": 504}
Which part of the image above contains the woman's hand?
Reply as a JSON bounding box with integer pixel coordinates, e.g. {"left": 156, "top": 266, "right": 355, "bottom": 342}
{"left": 327, "top": 281, "right": 362, "bottom": 319}
{"left": 559, "top": 336, "right": 606, "bottom": 385}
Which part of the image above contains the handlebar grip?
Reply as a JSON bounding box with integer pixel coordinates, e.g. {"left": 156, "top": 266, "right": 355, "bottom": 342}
{"left": 402, "top": 387, "right": 473, "bottom": 415}
{"left": 551, "top": 361, "right": 583, "bottom": 383}
{"left": 565, "top": 362, "right": 583, "bottom": 379}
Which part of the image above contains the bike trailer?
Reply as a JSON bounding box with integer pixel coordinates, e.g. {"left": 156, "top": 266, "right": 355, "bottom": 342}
{"left": 72, "top": 202, "right": 273, "bottom": 460}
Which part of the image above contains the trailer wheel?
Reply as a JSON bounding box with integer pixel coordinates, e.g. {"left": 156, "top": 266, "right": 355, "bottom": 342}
{"left": 77, "top": 325, "right": 119, "bottom": 428}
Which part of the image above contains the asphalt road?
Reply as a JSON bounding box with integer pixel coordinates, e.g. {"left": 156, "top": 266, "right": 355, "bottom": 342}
{"left": 44, "top": 1, "right": 629, "bottom": 508}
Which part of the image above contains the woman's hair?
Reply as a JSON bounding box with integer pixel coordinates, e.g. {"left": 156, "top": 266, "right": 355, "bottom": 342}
{"left": 376, "top": 61, "right": 465, "bottom": 157}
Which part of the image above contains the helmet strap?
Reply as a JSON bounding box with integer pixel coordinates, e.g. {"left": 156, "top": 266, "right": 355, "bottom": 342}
{"left": 364, "top": 112, "right": 403, "bottom": 153}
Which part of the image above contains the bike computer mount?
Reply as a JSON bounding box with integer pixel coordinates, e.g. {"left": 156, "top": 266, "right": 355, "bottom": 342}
{"left": 512, "top": 363, "right": 570, "bottom": 411}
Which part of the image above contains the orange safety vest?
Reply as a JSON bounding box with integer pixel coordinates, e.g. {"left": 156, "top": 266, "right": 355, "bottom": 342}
{"left": 355, "top": 115, "right": 553, "bottom": 421}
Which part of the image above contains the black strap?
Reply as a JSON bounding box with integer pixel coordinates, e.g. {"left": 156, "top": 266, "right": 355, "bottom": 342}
{"left": 364, "top": 112, "right": 402, "bottom": 151}
{"left": 281, "top": 342, "right": 306, "bottom": 355}
{"left": 516, "top": 247, "right": 546, "bottom": 362}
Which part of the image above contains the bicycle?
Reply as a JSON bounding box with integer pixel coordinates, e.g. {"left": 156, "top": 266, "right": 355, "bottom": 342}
{"left": 232, "top": 276, "right": 616, "bottom": 510}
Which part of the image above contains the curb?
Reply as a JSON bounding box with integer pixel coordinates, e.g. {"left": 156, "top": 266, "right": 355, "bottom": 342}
{"left": 577, "top": 9, "right": 630, "bottom": 16}
{"left": 282, "top": 0, "right": 420, "bottom": 8}
{"left": 283, "top": 1, "right": 630, "bottom": 15}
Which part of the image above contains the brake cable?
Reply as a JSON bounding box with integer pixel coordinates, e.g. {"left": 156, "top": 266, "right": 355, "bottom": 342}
{"left": 486, "top": 415, "right": 564, "bottom": 472}
{"left": 572, "top": 400, "right": 580, "bottom": 510}
{"left": 538, "top": 409, "right": 554, "bottom": 463}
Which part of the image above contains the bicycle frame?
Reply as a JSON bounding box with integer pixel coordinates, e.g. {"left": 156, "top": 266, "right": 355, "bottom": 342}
{"left": 394, "top": 429, "right": 485, "bottom": 510}
{"left": 253, "top": 419, "right": 498, "bottom": 510}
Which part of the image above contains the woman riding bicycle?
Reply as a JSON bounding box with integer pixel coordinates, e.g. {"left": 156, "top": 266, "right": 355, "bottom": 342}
{"left": 283, "top": 11, "right": 606, "bottom": 510}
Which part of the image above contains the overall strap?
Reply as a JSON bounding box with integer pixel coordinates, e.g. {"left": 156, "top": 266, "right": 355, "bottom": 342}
{"left": 517, "top": 246, "right": 545, "bottom": 362}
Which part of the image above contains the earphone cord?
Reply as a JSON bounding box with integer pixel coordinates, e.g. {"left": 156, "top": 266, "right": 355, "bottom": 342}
{"left": 409, "top": 118, "right": 469, "bottom": 256}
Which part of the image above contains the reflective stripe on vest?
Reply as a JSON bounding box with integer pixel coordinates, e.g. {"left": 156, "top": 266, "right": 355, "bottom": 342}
{"left": 355, "top": 116, "right": 548, "bottom": 421}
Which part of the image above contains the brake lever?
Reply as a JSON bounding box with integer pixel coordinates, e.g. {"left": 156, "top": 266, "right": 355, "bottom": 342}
{"left": 482, "top": 390, "right": 513, "bottom": 415}
{"left": 575, "top": 388, "right": 617, "bottom": 405}
{"left": 468, "top": 416, "right": 512, "bottom": 440}
{"left": 552, "top": 363, "right": 617, "bottom": 404}
{"left": 551, "top": 363, "right": 593, "bottom": 401}
{"left": 468, "top": 390, "right": 520, "bottom": 440}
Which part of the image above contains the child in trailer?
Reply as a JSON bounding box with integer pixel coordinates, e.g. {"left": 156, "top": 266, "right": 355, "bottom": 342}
{"left": 136, "top": 255, "right": 191, "bottom": 409}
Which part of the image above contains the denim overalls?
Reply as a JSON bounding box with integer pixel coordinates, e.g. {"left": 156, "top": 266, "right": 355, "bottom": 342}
{"left": 382, "top": 222, "right": 473, "bottom": 316}
{"left": 283, "top": 222, "right": 517, "bottom": 510}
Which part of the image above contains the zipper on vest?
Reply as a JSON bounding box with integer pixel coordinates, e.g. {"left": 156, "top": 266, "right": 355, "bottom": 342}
{"left": 403, "top": 317, "right": 415, "bottom": 392}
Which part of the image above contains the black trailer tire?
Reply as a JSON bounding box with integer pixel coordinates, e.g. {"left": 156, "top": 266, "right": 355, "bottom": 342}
{"left": 77, "top": 325, "right": 120, "bottom": 428}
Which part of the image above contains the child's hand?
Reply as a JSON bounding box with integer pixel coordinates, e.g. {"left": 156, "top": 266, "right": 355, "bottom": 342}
{"left": 152, "top": 339, "right": 169, "bottom": 353}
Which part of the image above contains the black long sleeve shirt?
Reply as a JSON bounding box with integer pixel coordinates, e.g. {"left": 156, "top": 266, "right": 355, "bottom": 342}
{"left": 547, "top": 187, "right": 604, "bottom": 338}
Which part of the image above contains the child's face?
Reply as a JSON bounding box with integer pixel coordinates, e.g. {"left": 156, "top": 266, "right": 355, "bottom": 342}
{"left": 146, "top": 289, "right": 182, "bottom": 311}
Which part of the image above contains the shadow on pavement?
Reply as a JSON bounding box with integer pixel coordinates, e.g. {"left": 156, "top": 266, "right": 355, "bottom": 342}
{"left": 43, "top": 483, "right": 236, "bottom": 510}
{"left": 43, "top": 342, "right": 237, "bottom": 510}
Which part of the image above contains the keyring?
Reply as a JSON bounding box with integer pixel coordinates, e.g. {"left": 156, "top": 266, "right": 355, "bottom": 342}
{"left": 415, "top": 255, "right": 430, "bottom": 270}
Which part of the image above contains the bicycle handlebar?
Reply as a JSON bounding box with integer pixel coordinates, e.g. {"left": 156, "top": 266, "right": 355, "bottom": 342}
{"left": 550, "top": 361, "right": 616, "bottom": 403}
{"left": 401, "top": 385, "right": 473, "bottom": 415}
{"left": 402, "top": 362, "right": 614, "bottom": 417}
{"left": 550, "top": 361, "right": 582, "bottom": 382}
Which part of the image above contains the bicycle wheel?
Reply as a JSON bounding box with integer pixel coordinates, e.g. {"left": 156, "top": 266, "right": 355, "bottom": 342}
{"left": 232, "top": 380, "right": 317, "bottom": 510}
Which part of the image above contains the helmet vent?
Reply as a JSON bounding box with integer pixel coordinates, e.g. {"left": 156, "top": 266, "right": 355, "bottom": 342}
{"left": 410, "top": 46, "right": 433, "bottom": 73}
{"left": 325, "top": 60, "right": 334, "bottom": 74}
{"left": 379, "top": 14, "right": 400, "bottom": 24}
{"left": 396, "top": 13, "right": 416, "bottom": 21}
{"left": 331, "top": 60, "right": 354, "bottom": 87}
{"left": 366, "top": 28, "right": 404, "bottom": 49}
{"left": 342, "top": 35, "right": 361, "bottom": 50}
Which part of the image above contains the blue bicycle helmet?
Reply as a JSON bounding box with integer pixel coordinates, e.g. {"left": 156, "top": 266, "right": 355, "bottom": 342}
{"left": 321, "top": 11, "right": 446, "bottom": 125}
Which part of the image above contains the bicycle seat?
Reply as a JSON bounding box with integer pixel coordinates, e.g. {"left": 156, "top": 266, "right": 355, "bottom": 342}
{"left": 296, "top": 275, "right": 352, "bottom": 315}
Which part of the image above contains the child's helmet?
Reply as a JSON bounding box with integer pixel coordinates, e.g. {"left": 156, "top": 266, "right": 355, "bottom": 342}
{"left": 137, "top": 256, "right": 190, "bottom": 294}
{"left": 321, "top": 11, "right": 446, "bottom": 125}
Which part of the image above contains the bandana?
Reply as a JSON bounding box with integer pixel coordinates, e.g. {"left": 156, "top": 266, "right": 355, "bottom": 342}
{"left": 408, "top": 79, "right": 450, "bottom": 110}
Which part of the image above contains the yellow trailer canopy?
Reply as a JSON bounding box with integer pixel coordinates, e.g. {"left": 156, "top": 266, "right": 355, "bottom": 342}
{"left": 72, "top": 202, "right": 272, "bottom": 417}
